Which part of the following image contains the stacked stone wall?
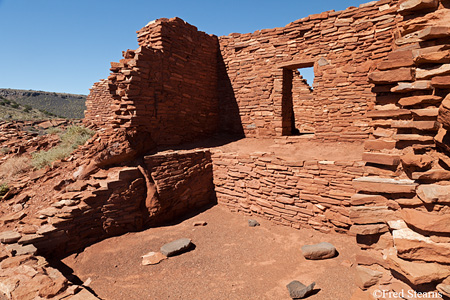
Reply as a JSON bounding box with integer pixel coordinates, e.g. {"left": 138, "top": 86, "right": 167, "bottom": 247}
{"left": 83, "top": 79, "right": 114, "bottom": 128}
{"left": 219, "top": 0, "right": 400, "bottom": 141}
{"left": 349, "top": 0, "right": 450, "bottom": 297}
{"left": 104, "top": 18, "right": 220, "bottom": 145}
{"left": 212, "top": 150, "right": 364, "bottom": 233}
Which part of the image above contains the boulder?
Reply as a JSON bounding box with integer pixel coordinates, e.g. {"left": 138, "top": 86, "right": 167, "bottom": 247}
{"left": 160, "top": 238, "right": 193, "bottom": 257}
{"left": 286, "top": 280, "right": 315, "bottom": 299}
{"left": 302, "top": 242, "right": 336, "bottom": 260}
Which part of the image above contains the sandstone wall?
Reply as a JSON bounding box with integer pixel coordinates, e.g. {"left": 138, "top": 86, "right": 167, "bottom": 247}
{"left": 144, "top": 149, "right": 215, "bottom": 224}
{"left": 348, "top": 0, "right": 450, "bottom": 297}
{"left": 219, "top": 0, "right": 400, "bottom": 141}
{"left": 212, "top": 151, "right": 364, "bottom": 233}
{"left": 84, "top": 79, "right": 114, "bottom": 128}
{"left": 102, "top": 18, "right": 220, "bottom": 145}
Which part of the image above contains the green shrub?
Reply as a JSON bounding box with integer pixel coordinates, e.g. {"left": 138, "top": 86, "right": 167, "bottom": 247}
{"left": 11, "top": 103, "right": 19, "bottom": 109}
{"left": 32, "top": 125, "right": 94, "bottom": 169}
{"left": 0, "top": 183, "right": 8, "bottom": 199}
{"left": 23, "top": 105, "right": 32, "bottom": 113}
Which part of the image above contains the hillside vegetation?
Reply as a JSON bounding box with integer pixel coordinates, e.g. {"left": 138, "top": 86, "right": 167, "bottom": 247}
{"left": 0, "top": 88, "right": 86, "bottom": 119}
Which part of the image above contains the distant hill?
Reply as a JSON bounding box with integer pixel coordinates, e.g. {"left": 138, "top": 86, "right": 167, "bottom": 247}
{"left": 0, "top": 88, "right": 86, "bottom": 119}
{"left": 0, "top": 98, "right": 54, "bottom": 121}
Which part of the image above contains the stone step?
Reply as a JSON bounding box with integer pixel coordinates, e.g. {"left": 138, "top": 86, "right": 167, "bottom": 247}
{"left": 391, "top": 120, "right": 438, "bottom": 130}
{"left": 391, "top": 80, "right": 432, "bottom": 93}
{"left": 411, "top": 107, "right": 439, "bottom": 117}
{"left": 398, "top": 95, "right": 442, "bottom": 107}
{"left": 362, "top": 152, "right": 400, "bottom": 166}
{"left": 393, "top": 134, "right": 435, "bottom": 142}
{"left": 366, "top": 109, "right": 410, "bottom": 118}
{"left": 353, "top": 177, "right": 417, "bottom": 193}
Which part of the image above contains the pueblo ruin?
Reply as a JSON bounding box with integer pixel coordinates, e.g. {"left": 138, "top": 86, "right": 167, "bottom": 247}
{"left": 1, "top": 0, "right": 450, "bottom": 298}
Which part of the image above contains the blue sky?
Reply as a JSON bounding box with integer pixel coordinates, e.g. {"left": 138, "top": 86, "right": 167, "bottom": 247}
{"left": 0, "top": 0, "right": 370, "bottom": 95}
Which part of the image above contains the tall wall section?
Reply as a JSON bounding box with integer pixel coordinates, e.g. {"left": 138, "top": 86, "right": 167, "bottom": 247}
{"left": 349, "top": 0, "right": 450, "bottom": 297}
{"left": 88, "top": 18, "right": 220, "bottom": 146}
{"left": 219, "top": 0, "right": 400, "bottom": 141}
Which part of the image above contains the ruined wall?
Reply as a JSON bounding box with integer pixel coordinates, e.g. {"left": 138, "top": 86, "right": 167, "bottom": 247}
{"left": 212, "top": 150, "right": 364, "bottom": 233}
{"left": 105, "top": 18, "right": 220, "bottom": 145}
{"left": 219, "top": 0, "right": 400, "bottom": 141}
{"left": 84, "top": 79, "right": 115, "bottom": 128}
{"left": 348, "top": 0, "right": 450, "bottom": 297}
{"left": 144, "top": 149, "right": 215, "bottom": 224}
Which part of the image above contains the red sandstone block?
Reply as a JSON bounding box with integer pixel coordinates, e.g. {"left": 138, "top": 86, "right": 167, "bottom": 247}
{"left": 364, "top": 139, "right": 396, "bottom": 150}
{"left": 431, "top": 75, "right": 450, "bottom": 88}
{"left": 368, "top": 68, "right": 414, "bottom": 84}
{"left": 362, "top": 152, "right": 400, "bottom": 166}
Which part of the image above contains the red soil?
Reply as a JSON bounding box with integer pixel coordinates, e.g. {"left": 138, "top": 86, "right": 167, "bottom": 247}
{"left": 62, "top": 205, "right": 361, "bottom": 300}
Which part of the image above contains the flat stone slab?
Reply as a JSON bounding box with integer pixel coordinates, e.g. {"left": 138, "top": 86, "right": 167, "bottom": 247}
{"left": 142, "top": 251, "right": 167, "bottom": 265}
{"left": 160, "top": 238, "right": 193, "bottom": 257}
{"left": 302, "top": 242, "right": 336, "bottom": 260}
{"left": 0, "top": 231, "right": 22, "bottom": 244}
{"left": 6, "top": 243, "right": 37, "bottom": 256}
{"left": 286, "top": 280, "right": 316, "bottom": 299}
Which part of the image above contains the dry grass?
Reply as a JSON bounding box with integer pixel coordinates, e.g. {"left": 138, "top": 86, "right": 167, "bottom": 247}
{"left": 31, "top": 125, "right": 94, "bottom": 169}
{"left": 0, "top": 155, "right": 31, "bottom": 184}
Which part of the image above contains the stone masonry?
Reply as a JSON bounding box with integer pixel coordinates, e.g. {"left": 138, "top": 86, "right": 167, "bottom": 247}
{"left": 1, "top": 0, "right": 450, "bottom": 298}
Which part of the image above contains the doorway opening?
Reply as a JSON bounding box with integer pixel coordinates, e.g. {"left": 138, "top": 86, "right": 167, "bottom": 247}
{"left": 281, "top": 60, "right": 315, "bottom": 136}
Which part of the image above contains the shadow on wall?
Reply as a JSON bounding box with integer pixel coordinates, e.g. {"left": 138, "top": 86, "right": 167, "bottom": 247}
{"left": 217, "top": 50, "right": 245, "bottom": 138}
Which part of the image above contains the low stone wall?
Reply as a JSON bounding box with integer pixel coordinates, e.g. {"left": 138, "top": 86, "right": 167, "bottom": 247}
{"left": 144, "top": 149, "right": 215, "bottom": 224}
{"left": 0, "top": 149, "right": 215, "bottom": 299}
{"left": 212, "top": 150, "right": 364, "bottom": 233}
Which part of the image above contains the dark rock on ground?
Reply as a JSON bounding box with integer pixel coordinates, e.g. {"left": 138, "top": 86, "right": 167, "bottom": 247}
{"left": 160, "top": 238, "right": 193, "bottom": 257}
{"left": 248, "top": 219, "right": 260, "bottom": 227}
{"left": 286, "top": 280, "right": 316, "bottom": 299}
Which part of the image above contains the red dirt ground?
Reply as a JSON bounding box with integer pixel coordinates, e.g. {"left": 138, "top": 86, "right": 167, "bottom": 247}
{"left": 62, "top": 205, "right": 361, "bottom": 300}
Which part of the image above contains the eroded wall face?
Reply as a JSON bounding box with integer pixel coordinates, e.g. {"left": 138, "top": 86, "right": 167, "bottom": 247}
{"left": 84, "top": 79, "right": 115, "bottom": 128}
{"left": 88, "top": 18, "right": 220, "bottom": 146}
{"left": 219, "top": 0, "right": 400, "bottom": 141}
{"left": 212, "top": 151, "right": 364, "bottom": 233}
{"left": 349, "top": 1, "right": 450, "bottom": 297}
